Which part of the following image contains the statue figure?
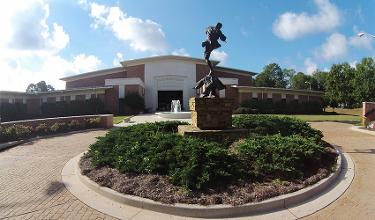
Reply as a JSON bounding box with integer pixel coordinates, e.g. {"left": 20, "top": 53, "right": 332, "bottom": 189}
{"left": 195, "top": 22, "right": 227, "bottom": 97}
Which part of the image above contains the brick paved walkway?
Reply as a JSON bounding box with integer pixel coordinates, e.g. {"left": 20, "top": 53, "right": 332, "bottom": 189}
{"left": 1, "top": 122, "right": 374, "bottom": 219}
{"left": 0, "top": 130, "right": 115, "bottom": 220}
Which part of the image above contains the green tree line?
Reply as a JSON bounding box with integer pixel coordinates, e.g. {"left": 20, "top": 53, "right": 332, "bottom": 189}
{"left": 254, "top": 57, "right": 375, "bottom": 108}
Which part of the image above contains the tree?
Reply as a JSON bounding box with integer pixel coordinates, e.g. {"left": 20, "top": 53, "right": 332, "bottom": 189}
{"left": 312, "top": 70, "right": 329, "bottom": 91}
{"left": 290, "top": 72, "right": 319, "bottom": 90}
{"left": 291, "top": 72, "right": 310, "bottom": 90}
{"left": 283, "top": 68, "right": 296, "bottom": 88}
{"left": 353, "top": 57, "right": 375, "bottom": 104}
{"left": 255, "top": 63, "right": 287, "bottom": 88}
{"left": 325, "top": 63, "right": 356, "bottom": 108}
{"left": 26, "top": 81, "right": 55, "bottom": 93}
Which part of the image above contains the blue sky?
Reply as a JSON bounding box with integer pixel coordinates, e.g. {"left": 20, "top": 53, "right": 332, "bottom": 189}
{"left": 0, "top": 0, "right": 374, "bottom": 91}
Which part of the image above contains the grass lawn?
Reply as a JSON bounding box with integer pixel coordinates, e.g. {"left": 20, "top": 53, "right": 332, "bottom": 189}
{"left": 113, "top": 115, "right": 132, "bottom": 124}
{"left": 324, "top": 107, "right": 362, "bottom": 116}
{"left": 252, "top": 108, "right": 363, "bottom": 124}
{"left": 273, "top": 114, "right": 361, "bottom": 123}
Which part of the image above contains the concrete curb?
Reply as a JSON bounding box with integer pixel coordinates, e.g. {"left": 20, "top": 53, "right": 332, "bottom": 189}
{"left": 62, "top": 146, "right": 354, "bottom": 219}
{"left": 350, "top": 126, "right": 375, "bottom": 136}
{"left": 0, "top": 128, "right": 106, "bottom": 152}
{"left": 0, "top": 140, "right": 27, "bottom": 151}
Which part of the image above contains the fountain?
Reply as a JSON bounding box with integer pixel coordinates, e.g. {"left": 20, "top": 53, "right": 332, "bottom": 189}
{"left": 171, "top": 100, "right": 181, "bottom": 113}
{"left": 156, "top": 100, "right": 191, "bottom": 119}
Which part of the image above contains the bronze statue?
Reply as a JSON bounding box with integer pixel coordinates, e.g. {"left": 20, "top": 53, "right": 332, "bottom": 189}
{"left": 195, "top": 22, "right": 227, "bottom": 97}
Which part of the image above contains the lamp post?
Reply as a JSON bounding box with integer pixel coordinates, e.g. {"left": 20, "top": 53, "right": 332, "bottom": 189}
{"left": 357, "top": 32, "right": 375, "bottom": 38}
{"left": 305, "top": 81, "right": 312, "bottom": 90}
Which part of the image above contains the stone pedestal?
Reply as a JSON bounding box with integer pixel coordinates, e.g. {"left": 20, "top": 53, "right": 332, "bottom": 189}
{"left": 178, "top": 97, "right": 247, "bottom": 144}
{"left": 189, "top": 97, "right": 234, "bottom": 130}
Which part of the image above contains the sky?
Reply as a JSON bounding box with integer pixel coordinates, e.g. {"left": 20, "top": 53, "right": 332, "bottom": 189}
{"left": 0, "top": 0, "right": 374, "bottom": 91}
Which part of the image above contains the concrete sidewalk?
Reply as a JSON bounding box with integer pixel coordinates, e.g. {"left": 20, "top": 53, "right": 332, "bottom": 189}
{"left": 114, "top": 113, "right": 191, "bottom": 127}
{"left": 304, "top": 122, "right": 375, "bottom": 219}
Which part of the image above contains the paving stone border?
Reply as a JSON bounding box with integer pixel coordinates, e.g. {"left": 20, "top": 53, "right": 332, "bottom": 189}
{"left": 350, "top": 126, "right": 375, "bottom": 136}
{"left": 62, "top": 145, "right": 355, "bottom": 219}
{"left": 0, "top": 128, "right": 104, "bottom": 152}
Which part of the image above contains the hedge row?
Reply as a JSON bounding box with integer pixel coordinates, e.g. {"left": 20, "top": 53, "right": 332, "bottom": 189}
{"left": 0, "top": 117, "right": 101, "bottom": 143}
{"left": 41, "top": 99, "right": 107, "bottom": 118}
{"left": 0, "top": 103, "right": 28, "bottom": 122}
{"left": 236, "top": 99, "right": 323, "bottom": 114}
{"left": 0, "top": 99, "right": 107, "bottom": 122}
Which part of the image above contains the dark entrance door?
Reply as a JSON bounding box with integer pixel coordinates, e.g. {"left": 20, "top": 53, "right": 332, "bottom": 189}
{"left": 157, "top": 91, "right": 183, "bottom": 111}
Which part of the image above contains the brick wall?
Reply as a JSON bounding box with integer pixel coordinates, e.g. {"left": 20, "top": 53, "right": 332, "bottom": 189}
{"left": 66, "top": 70, "right": 126, "bottom": 89}
{"left": 126, "top": 64, "right": 145, "bottom": 82}
{"left": 363, "top": 102, "right": 375, "bottom": 125}
{"left": 125, "top": 85, "right": 142, "bottom": 96}
{"left": 196, "top": 64, "right": 253, "bottom": 86}
{"left": 225, "top": 87, "right": 239, "bottom": 108}
{"left": 104, "top": 87, "right": 119, "bottom": 114}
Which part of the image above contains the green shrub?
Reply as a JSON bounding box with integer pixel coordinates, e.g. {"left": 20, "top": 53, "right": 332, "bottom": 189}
{"left": 236, "top": 134, "right": 327, "bottom": 179}
{"left": 85, "top": 117, "right": 101, "bottom": 128}
{"left": 88, "top": 121, "right": 235, "bottom": 190}
{"left": 35, "top": 123, "right": 49, "bottom": 135}
{"left": 232, "top": 115, "right": 323, "bottom": 141}
{"left": 0, "top": 103, "right": 28, "bottom": 122}
{"left": 41, "top": 98, "right": 107, "bottom": 118}
{"left": 0, "top": 124, "right": 32, "bottom": 142}
{"left": 68, "top": 120, "right": 84, "bottom": 130}
{"left": 240, "top": 99, "right": 323, "bottom": 114}
{"left": 86, "top": 120, "right": 334, "bottom": 190}
{"left": 122, "top": 93, "right": 145, "bottom": 114}
{"left": 50, "top": 122, "right": 68, "bottom": 133}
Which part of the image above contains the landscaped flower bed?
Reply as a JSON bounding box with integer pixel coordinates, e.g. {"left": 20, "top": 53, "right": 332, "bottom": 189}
{"left": 81, "top": 116, "right": 337, "bottom": 205}
{"left": 0, "top": 117, "right": 101, "bottom": 143}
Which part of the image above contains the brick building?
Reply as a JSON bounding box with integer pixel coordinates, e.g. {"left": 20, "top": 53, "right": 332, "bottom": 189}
{"left": 0, "top": 55, "right": 323, "bottom": 119}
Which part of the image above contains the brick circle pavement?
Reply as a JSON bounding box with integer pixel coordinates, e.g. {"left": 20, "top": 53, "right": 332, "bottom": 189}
{"left": 1, "top": 122, "right": 375, "bottom": 220}
{"left": 0, "top": 130, "right": 116, "bottom": 220}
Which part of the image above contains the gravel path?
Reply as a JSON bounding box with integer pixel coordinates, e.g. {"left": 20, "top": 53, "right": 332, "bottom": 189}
{"left": 304, "top": 122, "right": 375, "bottom": 220}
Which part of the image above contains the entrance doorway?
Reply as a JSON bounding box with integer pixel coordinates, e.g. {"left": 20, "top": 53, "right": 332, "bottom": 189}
{"left": 157, "top": 91, "right": 183, "bottom": 111}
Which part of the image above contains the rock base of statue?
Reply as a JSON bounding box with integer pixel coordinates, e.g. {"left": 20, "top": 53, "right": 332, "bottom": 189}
{"left": 178, "top": 97, "right": 247, "bottom": 143}
{"left": 188, "top": 97, "right": 233, "bottom": 129}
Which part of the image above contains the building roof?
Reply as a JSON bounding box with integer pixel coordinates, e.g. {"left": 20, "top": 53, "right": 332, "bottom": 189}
{"left": 120, "top": 55, "right": 220, "bottom": 67}
{"left": 61, "top": 55, "right": 257, "bottom": 82}
{"left": 60, "top": 67, "right": 124, "bottom": 82}
{"left": 0, "top": 86, "right": 113, "bottom": 97}
{"left": 232, "top": 86, "right": 324, "bottom": 95}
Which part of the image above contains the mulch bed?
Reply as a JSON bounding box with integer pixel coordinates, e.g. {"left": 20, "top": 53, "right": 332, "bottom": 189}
{"left": 79, "top": 150, "right": 337, "bottom": 206}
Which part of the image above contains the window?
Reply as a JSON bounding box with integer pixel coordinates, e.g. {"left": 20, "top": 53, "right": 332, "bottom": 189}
{"left": 91, "top": 94, "right": 97, "bottom": 99}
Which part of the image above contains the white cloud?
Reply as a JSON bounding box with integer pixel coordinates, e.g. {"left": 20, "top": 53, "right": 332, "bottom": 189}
{"left": 86, "top": 2, "right": 168, "bottom": 53}
{"left": 315, "top": 33, "right": 348, "bottom": 61}
{"left": 349, "top": 35, "right": 373, "bottom": 50}
{"left": 171, "top": 48, "right": 189, "bottom": 56}
{"left": 112, "top": 52, "right": 124, "bottom": 66}
{"left": 0, "top": 0, "right": 69, "bottom": 56}
{"left": 304, "top": 58, "right": 317, "bottom": 74}
{"left": 0, "top": 1, "right": 102, "bottom": 91}
{"left": 211, "top": 50, "right": 228, "bottom": 65}
{"left": 273, "top": 0, "right": 340, "bottom": 40}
